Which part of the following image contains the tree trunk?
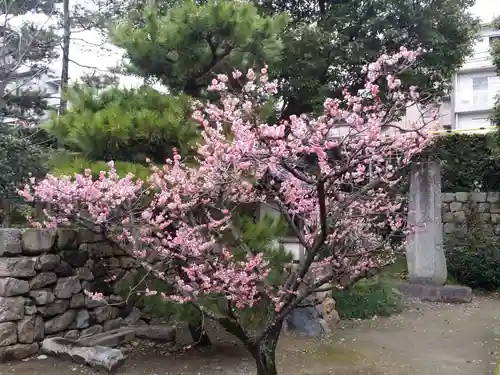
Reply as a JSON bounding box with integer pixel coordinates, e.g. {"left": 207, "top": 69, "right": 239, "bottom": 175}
{"left": 188, "top": 316, "right": 211, "bottom": 346}
{"left": 59, "top": 0, "right": 70, "bottom": 119}
{"left": 248, "top": 325, "right": 281, "bottom": 375}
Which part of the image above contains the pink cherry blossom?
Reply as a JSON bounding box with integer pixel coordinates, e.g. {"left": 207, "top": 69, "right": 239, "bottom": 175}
{"left": 21, "top": 47, "right": 435, "bottom": 324}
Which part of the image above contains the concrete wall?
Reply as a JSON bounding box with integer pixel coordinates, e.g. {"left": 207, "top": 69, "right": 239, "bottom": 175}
{"left": 442, "top": 192, "right": 500, "bottom": 237}
{"left": 0, "top": 228, "right": 150, "bottom": 361}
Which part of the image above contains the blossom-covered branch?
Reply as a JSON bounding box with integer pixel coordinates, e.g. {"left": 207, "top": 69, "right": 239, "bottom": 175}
{"left": 21, "top": 46, "right": 435, "bottom": 339}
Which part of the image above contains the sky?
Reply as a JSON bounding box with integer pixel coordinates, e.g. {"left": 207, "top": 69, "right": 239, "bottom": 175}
{"left": 7, "top": 0, "right": 500, "bottom": 90}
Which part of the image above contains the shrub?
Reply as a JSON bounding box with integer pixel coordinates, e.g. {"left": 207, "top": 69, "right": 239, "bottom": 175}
{"left": 445, "top": 216, "right": 500, "bottom": 290}
{"left": 333, "top": 278, "right": 402, "bottom": 320}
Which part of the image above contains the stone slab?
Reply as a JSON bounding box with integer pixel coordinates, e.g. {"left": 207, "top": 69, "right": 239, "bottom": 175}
{"left": 397, "top": 283, "right": 473, "bottom": 303}
{"left": 41, "top": 337, "right": 126, "bottom": 372}
{"left": 78, "top": 327, "right": 135, "bottom": 348}
{"left": 0, "top": 343, "right": 39, "bottom": 361}
{"left": 406, "top": 162, "right": 447, "bottom": 285}
{"left": 132, "top": 325, "right": 176, "bottom": 342}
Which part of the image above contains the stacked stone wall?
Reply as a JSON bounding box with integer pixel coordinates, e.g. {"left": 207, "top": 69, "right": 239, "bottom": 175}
{"left": 441, "top": 192, "right": 500, "bottom": 237}
{"left": 0, "top": 228, "right": 145, "bottom": 361}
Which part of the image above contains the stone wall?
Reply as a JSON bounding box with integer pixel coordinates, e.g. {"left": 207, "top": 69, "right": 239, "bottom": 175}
{"left": 442, "top": 192, "right": 500, "bottom": 237}
{"left": 0, "top": 228, "right": 145, "bottom": 361}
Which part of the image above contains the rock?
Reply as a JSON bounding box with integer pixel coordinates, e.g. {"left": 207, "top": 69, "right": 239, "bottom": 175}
{"left": 0, "top": 278, "right": 29, "bottom": 297}
{"left": 0, "top": 257, "right": 36, "bottom": 278}
{"left": 34, "top": 316, "right": 44, "bottom": 341}
{"left": 54, "top": 260, "right": 73, "bottom": 277}
{"left": 85, "top": 295, "right": 105, "bottom": 309}
{"left": 25, "top": 305, "right": 37, "bottom": 315}
{"left": 78, "top": 327, "right": 135, "bottom": 348}
{"left": 80, "top": 325, "right": 103, "bottom": 337}
{"left": 91, "top": 305, "right": 119, "bottom": 323}
{"left": 38, "top": 300, "right": 70, "bottom": 318}
{"left": 60, "top": 250, "right": 88, "bottom": 268}
{"left": 35, "top": 254, "right": 60, "bottom": 271}
{"left": 0, "top": 297, "right": 24, "bottom": 323}
{"left": 22, "top": 229, "right": 56, "bottom": 254}
{"left": 321, "top": 297, "right": 340, "bottom": 328}
{"left": 113, "top": 246, "right": 126, "bottom": 256}
{"left": 285, "top": 306, "right": 328, "bottom": 337}
{"left": 76, "top": 310, "right": 90, "bottom": 329}
{"left": 103, "top": 318, "right": 123, "bottom": 332}
{"left": 54, "top": 276, "right": 82, "bottom": 299}
{"left": 118, "top": 257, "right": 139, "bottom": 269}
{"left": 41, "top": 337, "right": 125, "bottom": 372}
{"left": 108, "top": 257, "right": 120, "bottom": 269}
{"left": 91, "top": 261, "right": 107, "bottom": 277}
{"left": 77, "top": 229, "right": 104, "bottom": 244}
{"left": 449, "top": 201, "right": 462, "bottom": 212}
{"left": 75, "top": 267, "right": 94, "bottom": 281}
{"left": 29, "top": 290, "right": 55, "bottom": 305}
{"left": 0, "top": 343, "right": 39, "bottom": 361}
{"left": 0, "top": 322, "right": 17, "bottom": 346}
{"left": 471, "top": 192, "right": 488, "bottom": 202}
{"left": 17, "top": 316, "right": 38, "bottom": 344}
{"left": 123, "top": 307, "right": 141, "bottom": 326}
{"left": 44, "top": 310, "right": 77, "bottom": 334}
{"left": 64, "top": 330, "right": 80, "bottom": 340}
{"left": 488, "top": 192, "right": 500, "bottom": 203}
{"left": 70, "top": 293, "right": 85, "bottom": 309}
{"left": 0, "top": 229, "right": 22, "bottom": 256}
{"left": 84, "top": 242, "right": 114, "bottom": 258}
{"left": 133, "top": 325, "right": 176, "bottom": 342}
{"left": 57, "top": 228, "right": 78, "bottom": 249}
{"left": 29, "top": 272, "right": 57, "bottom": 289}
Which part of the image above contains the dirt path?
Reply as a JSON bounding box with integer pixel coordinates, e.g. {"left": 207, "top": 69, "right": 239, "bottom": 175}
{"left": 4, "top": 295, "right": 500, "bottom": 375}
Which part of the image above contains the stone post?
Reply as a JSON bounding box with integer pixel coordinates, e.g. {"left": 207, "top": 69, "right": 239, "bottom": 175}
{"left": 406, "top": 161, "right": 447, "bottom": 285}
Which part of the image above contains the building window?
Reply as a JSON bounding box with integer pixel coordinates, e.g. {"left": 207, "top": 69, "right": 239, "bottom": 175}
{"left": 472, "top": 77, "right": 489, "bottom": 105}
{"left": 472, "top": 77, "right": 488, "bottom": 91}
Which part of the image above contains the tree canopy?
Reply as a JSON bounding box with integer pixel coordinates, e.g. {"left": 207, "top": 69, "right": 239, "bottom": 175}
{"left": 110, "top": 0, "right": 479, "bottom": 118}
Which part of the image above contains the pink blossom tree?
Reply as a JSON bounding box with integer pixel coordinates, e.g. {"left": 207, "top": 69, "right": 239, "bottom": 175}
{"left": 21, "top": 47, "right": 436, "bottom": 375}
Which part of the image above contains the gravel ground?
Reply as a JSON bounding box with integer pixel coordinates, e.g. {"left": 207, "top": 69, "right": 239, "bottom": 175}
{"left": 4, "top": 295, "right": 500, "bottom": 375}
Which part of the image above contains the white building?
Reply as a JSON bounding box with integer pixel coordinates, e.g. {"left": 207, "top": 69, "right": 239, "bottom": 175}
{"left": 2, "top": 69, "right": 61, "bottom": 125}
{"left": 451, "top": 24, "right": 500, "bottom": 130}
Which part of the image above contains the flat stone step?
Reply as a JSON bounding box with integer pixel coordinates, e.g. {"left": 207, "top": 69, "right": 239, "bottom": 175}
{"left": 41, "top": 337, "right": 126, "bottom": 372}
{"left": 397, "top": 283, "right": 473, "bottom": 303}
{"left": 78, "top": 327, "right": 136, "bottom": 348}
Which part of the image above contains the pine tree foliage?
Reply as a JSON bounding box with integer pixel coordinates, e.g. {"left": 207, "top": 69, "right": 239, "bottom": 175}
{"left": 45, "top": 85, "right": 200, "bottom": 164}
{"left": 110, "top": 0, "right": 287, "bottom": 97}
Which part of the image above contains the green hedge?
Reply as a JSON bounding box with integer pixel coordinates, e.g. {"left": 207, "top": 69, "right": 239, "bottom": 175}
{"left": 426, "top": 133, "right": 500, "bottom": 192}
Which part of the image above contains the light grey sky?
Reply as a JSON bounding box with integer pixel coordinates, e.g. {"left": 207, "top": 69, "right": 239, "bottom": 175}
{"left": 8, "top": 0, "right": 500, "bottom": 89}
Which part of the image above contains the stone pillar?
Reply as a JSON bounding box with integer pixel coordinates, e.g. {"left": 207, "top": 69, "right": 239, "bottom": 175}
{"left": 406, "top": 161, "right": 447, "bottom": 285}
